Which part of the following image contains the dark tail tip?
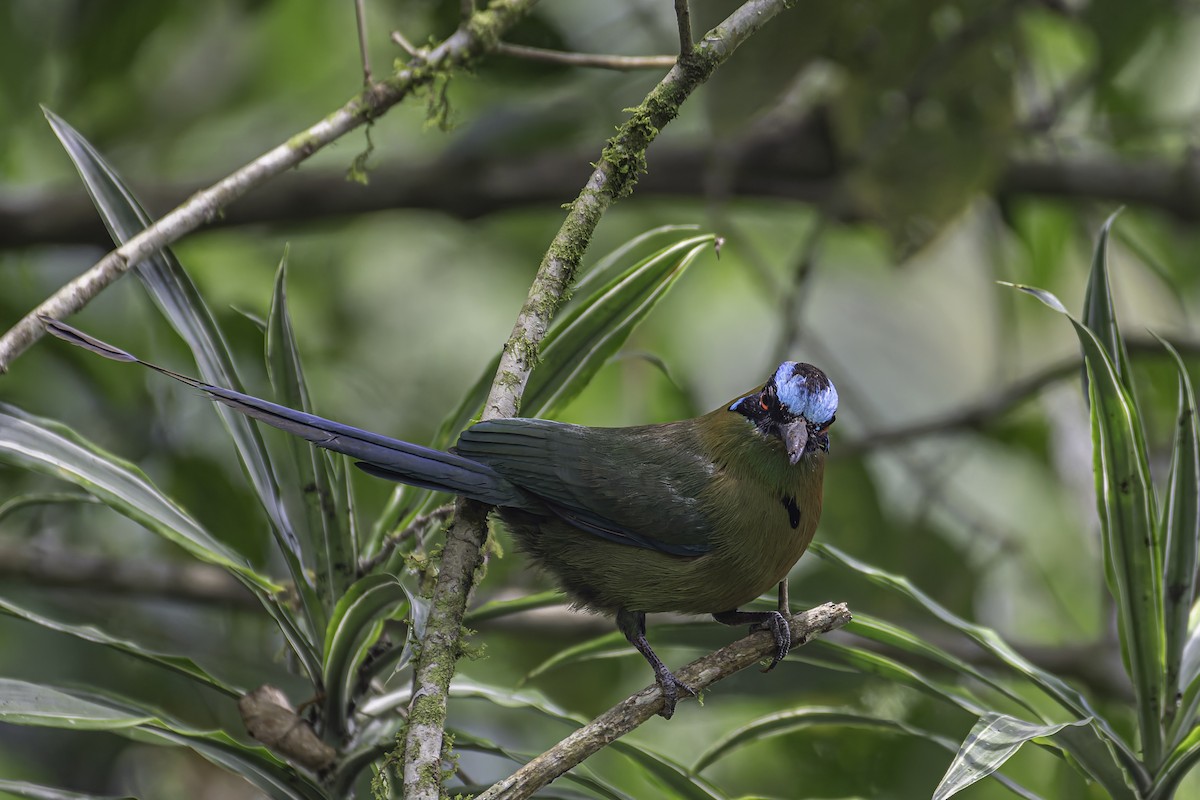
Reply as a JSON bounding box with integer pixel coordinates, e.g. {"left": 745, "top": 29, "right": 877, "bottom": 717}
{"left": 39, "top": 315, "right": 138, "bottom": 363}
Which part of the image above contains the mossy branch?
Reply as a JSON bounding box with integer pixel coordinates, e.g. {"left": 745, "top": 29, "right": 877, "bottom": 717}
{"left": 0, "top": 0, "right": 538, "bottom": 375}
{"left": 400, "top": 1, "right": 803, "bottom": 797}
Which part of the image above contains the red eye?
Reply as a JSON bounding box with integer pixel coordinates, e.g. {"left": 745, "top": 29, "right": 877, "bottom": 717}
{"left": 760, "top": 397, "right": 769, "bottom": 411}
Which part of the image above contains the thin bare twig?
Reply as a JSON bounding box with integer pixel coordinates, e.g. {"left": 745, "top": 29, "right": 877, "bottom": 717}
{"left": 390, "top": 29, "right": 423, "bottom": 60}
{"left": 674, "top": 0, "right": 693, "bottom": 56}
{"left": 354, "top": 0, "right": 373, "bottom": 86}
{"left": 477, "top": 603, "right": 852, "bottom": 800}
{"left": 358, "top": 504, "right": 454, "bottom": 575}
{"left": 494, "top": 43, "right": 676, "bottom": 71}
{"left": 0, "top": 0, "right": 538, "bottom": 375}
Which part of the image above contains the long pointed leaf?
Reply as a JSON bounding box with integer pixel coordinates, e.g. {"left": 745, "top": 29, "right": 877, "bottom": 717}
{"left": 0, "top": 403, "right": 277, "bottom": 592}
{"left": 1158, "top": 335, "right": 1200, "bottom": 736}
{"left": 267, "top": 254, "right": 354, "bottom": 609}
{"left": 0, "top": 681, "right": 324, "bottom": 800}
{"left": 813, "top": 542, "right": 1147, "bottom": 790}
{"left": 44, "top": 110, "right": 321, "bottom": 640}
{"left": 463, "top": 590, "right": 566, "bottom": 625}
{"left": 1081, "top": 211, "right": 1135, "bottom": 392}
{"left": 0, "top": 595, "right": 244, "bottom": 698}
{"left": 810, "top": 639, "right": 988, "bottom": 717}
{"left": 933, "top": 714, "right": 1094, "bottom": 800}
{"left": 694, "top": 707, "right": 1044, "bottom": 800}
{"left": 321, "top": 573, "right": 412, "bottom": 739}
{"left": 846, "top": 613, "right": 1042, "bottom": 718}
{"left": 523, "top": 234, "right": 716, "bottom": 417}
{"left": 448, "top": 679, "right": 726, "bottom": 800}
{"left": 369, "top": 233, "right": 716, "bottom": 548}
{"left": 0, "top": 677, "right": 152, "bottom": 729}
{"left": 1010, "top": 282, "right": 1165, "bottom": 768}
{"left": 0, "top": 780, "right": 133, "bottom": 800}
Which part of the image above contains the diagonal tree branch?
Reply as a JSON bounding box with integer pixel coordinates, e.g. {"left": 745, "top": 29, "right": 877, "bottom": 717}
{"left": 0, "top": 0, "right": 540, "bottom": 375}
{"left": 477, "top": 602, "right": 852, "bottom": 800}
{"left": 400, "top": 2, "right": 805, "bottom": 797}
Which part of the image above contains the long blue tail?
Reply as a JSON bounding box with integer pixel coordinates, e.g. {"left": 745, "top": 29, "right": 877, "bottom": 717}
{"left": 41, "top": 318, "right": 529, "bottom": 509}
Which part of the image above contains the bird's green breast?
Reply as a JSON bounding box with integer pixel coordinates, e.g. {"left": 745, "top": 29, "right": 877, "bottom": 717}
{"left": 499, "top": 407, "right": 826, "bottom": 615}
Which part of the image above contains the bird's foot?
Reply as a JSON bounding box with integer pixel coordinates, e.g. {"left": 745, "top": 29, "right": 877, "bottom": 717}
{"left": 655, "top": 666, "right": 697, "bottom": 720}
{"left": 751, "top": 610, "right": 791, "bottom": 672}
{"left": 712, "top": 609, "right": 792, "bottom": 672}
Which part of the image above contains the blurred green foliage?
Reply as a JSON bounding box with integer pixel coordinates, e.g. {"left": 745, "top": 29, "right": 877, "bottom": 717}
{"left": 3, "top": 0, "right": 1200, "bottom": 798}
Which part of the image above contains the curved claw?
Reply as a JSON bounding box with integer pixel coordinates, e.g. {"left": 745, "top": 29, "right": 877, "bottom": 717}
{"left": 657, "top": 669, "right": 697, "bottom": 720}
{"left": 752, "top": 610, "right": 792, "bottom": 672}
{"left": 713, "top": 608, "right": 794, "bottom": 672}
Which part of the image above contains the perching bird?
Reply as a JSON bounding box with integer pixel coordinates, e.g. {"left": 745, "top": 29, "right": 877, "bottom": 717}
{"left": 42, "top": 317, "right": 837, "bottom": 718}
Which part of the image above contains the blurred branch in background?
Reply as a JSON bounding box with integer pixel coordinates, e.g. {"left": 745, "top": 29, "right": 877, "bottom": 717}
{"left": 0, "top": 0, "right": 539, "bottom": 374}
{"left": 841, "top": 335, "right": 1200, "bottom": 458}
{"left": 12, "top": 143, "right": 1200, "bottom": 250}
{"left": 0, "top": 542, "right": 258, "bottom": 609}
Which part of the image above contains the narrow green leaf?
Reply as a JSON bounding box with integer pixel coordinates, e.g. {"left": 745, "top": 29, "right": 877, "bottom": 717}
{"left": 0, "top": 677, "right": 151, "bottom": 729}
{"left": 998, "top": 282, "right": 1067, "bottom": 313}
{"left": 812, "top": 542, "right": 1147, "bottom": 788}
{"left": 267, "top": 253, "right": 355, "bottom": 608}
{"left": 846, "top": 613, "right": 1040, "bottom": 717}
{"left": 369, "top": 232, "right": 716, "bottom": 546}
{"left": 44, "top": 110, "right": 322, "bottom": 650}
{"left": 572, "top": 224, "right": 701, "bottom": 294}
{"left": 523, "top": 234, "right": 715, "bottom": 418}
{"left": 0, "top": 678, "right": 322, "bottom": 800}
{"left": 1153, "top": 726, "right": 1200, "bottom": 799}
{"left": 694, "top": 707, "right": 1043, "bottom": 800}
{"left": 1082, "top": 211, "right": 1135, "bottom": 391}
{"left": 933, "top": 714, "right": 1093, "bottom": 800}
{"left": 61, "top": 687, "right": 324, "bottom": 800}
{"left": 0, "top": 404, "right": 277, "bottom": 593}
{"left": 607, "top": 743, "right": 726, "bottom": 800}
{"left": 321, "top": 573, "right": 412, "bottom": 738}
{"left": 449, "top": 679, "right": 726, "bottom": 800}
{"left": 136, "top": 727, "right": 325, "bottom": 800}
{"left": 1010, "top": 279, "right": 1165, "bottom": 767}
{"left": 0, "top": 595, "right": 244, "bottom": 698}
{"left": 521, "top": 630, "right": 635, "bottom": 685}
{"left": 811, "top": 639, "right": 988, "bottom": 717}
{"left": 463, "top": 590, "right": 567, "bottom": 625}
{"left": 452, "top": 729, "right": 632, "bottom": 800}
{"left": 1158, "top": 335, "right": 1200, "bottom": 734}
{"left": 0, "top": 779, "right": 133, "bottom": 800}
{"left": 0, "top": 492, "right": 101, "bottom": 523}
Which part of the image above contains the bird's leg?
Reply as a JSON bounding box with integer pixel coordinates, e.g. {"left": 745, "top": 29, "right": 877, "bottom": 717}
{"left": 712, "top": 609, "right": 791, "bottom": 672}
{"left": 617, "top": 609, "right": 695, "bottom": 719}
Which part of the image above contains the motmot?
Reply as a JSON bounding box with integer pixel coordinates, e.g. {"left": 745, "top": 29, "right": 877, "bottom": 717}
{"left": 42, "top": 318, "right": 837, "bottom": 718}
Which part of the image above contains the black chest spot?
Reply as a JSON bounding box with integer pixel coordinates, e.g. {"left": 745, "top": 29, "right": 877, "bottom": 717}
{"left": 781, "top": 494, "right": 801, "bottom": 529}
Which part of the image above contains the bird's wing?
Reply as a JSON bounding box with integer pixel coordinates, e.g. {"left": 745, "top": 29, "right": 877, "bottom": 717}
{"left": 455, "top": 418, "right": 715, "bottom": 556}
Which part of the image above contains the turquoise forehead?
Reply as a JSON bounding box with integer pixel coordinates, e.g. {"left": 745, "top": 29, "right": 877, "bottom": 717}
{"left": 774, "top": 361, "right": 838, "bottom": 424}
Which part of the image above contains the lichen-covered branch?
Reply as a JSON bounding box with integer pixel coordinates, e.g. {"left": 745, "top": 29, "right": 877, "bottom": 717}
{"left": 399, "top": 1, "right": 802, "bottom": 797}
{"left": 478, "top": 602, "right": 853, "bottom": 800}
{"left": 0, "top": 0, "right": 538, "bottom": 375}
